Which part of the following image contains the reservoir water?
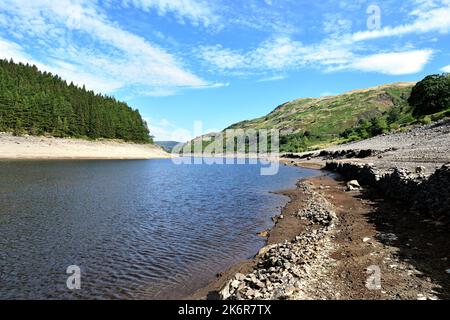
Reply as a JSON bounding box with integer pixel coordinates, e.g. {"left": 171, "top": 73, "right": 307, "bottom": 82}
{"left": 0, "top": 159, "right": 318, "bottom": 299}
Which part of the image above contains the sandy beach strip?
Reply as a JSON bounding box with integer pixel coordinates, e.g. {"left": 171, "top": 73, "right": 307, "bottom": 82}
{"left": 0, "top": 133, "right": 171, "bottom": 160}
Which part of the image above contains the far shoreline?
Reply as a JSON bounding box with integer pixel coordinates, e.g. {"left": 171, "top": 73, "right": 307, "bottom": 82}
{"left": 0, "top": 132, "right": 171, "bottom": 160}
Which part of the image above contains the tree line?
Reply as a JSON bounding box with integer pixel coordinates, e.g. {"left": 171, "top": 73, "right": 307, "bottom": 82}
{"left": 0, "top": 59, "right": 152, "bottom": 143}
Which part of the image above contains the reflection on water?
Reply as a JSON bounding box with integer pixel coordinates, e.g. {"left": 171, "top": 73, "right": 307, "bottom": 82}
{"left": 0, "top": 159, "right": 317, "bottom": 299}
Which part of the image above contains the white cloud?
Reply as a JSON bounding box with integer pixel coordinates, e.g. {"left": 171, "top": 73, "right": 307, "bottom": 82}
{"left": 198, "top": 0, "right": 448, "bottom": 77}
{"left": 199, "top": 45, "right": 248, "bottom": 70}
{"left": 0, "top": 38, "right": 30, "bottom": 64}
{"left": 135, "top": 87, "right": 177, "bottom": 97}
{"left": 252, "top": 38, "right": 306, "bottom": 70}
{"left": 0, "top": 0, "right": 207, "bottom": 94}
{"left": 350, "top": 50, "right": 433, "bottom": 75}
{"left": 199, "top": 36, "right": 433, "bottom": 76}
{"left": 48, "top": 63, "right": 123, "bottom": 93}
{"left": 121, "top": 0, "right": 220, "bottom": 28}
{"left": 352, "top": 1, "right": 450, "bottom": 42}
{"left": 0, "top": 38, "right": 124, "bottom": 93}
{"left": 190, "top": 82, "right": 230, "bottom": 89}
{"left": 139, "top": 81, "right": 229, "bottom": 97}
{"left": 441, "top": 65, "right": 450, "bottom": 72}
{"left": 198, "top": 37, "right": 355, "bottom": 74}
{"left": 322, "top": 14, "right": 353, "bottom": 36}
{"left": 144, "top": 117, "right": 194, "bottom": 142}
{"left": 257, "top": 75, "right": 287, "bottom": 82}
{"left": 198, "top": 38, "right": 307, "bottom": 72}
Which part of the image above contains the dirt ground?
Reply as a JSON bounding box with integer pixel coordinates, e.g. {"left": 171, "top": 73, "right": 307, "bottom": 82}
{"left": 187, "top": 173, "right": 450, "bottom": 300}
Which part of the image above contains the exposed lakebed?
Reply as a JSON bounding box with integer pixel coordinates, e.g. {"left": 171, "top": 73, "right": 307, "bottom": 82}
{"left": 0, "top": 159, "right": 318, "bottom": 299}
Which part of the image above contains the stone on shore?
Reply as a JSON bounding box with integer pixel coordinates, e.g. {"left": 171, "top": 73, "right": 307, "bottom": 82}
{"left": 346, "top": 180, "right": 362, "bottom": 191}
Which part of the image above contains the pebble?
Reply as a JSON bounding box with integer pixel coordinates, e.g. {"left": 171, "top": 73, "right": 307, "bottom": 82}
{"left": 417, "top": 294, "right": 427, "bottom": 301}
{"left": 235, "top": 273, "right": 246, "bottom": 281}
{"left": 231, "top": 280, "right": 240, "bottom": 289}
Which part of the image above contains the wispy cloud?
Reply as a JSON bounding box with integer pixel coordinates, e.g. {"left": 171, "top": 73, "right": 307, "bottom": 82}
{"left": 121, "top": 0, "right": 220, "bottom": 28}
{"left": 139, "top": 81, "right": 229, "bottom": 97}
{"left": 223, "top": 0, "right": 298, "bottom": 34}
{"left": 198, "top": 35, "right": 434, "bottom": 76}
{"left": 144, "top": 117, "right": 194, "bottom": 142}
{"left": 1, "top": 0, "right": 448, "bottom": 97}
{"left": 0, "top": 0, "right": 207, "bottom": 94}
{"left": 197, "top": 1, "right": 450, "bottom": 77}
{"left": 0, "top": 37, "right": 123, "bottom": 93}
{"left": 441, "top": 65, "right": 450, "bottom": 72}
{"left": 352, "top": 0, "right": 450, "bottom": 42}
{"left": 198, "top": 37, "right": 353, "bottom": 74}
{"left": 257, "top": 75, "right": 287, "bottom": 82}
{"left": 198, "top": 38, "right": 309, "bottom": 72}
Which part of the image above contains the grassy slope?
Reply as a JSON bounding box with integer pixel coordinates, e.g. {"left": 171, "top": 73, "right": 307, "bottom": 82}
{"left": 226, "top": 82, "right": 416, "bottom": 151}
{"left": 229, "top": 82, "right": 414, "bottom": 136}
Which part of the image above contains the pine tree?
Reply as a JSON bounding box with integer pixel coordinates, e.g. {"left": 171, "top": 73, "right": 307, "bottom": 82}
{"left": 0, "top": 59, "right": 151, "bottom": 143}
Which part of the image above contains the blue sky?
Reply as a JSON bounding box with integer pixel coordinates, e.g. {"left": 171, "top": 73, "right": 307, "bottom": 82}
{"left": 0, "top": 0, "right": 449, "bottom": 141}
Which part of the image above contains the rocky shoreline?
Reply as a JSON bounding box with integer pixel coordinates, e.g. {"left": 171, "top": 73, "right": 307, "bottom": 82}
{"left": 218, "top": 181, "right": 338, "bottom": 300}
{"left": 325, "top": 162, "right": 450, "bottom": 217}
{"left": 188, "top": 119, "right": 450, "bottom": 301}
{"left": 189, "top": 171, "right": 449, "bottom": 300}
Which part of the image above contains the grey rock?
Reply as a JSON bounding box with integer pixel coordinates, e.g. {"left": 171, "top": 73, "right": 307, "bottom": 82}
{"left": 231, "top": 280, "right": 240, "bottom": 289}
{"left": 219, "top": 281, "right": 232, "bottom": 300}
{"left": 235, "top": 273, "right": 246, "bottom": 281}
{"left": 346, "top": 180, "right": 362, "bottom": 191}
{"left": 416, "top": 166, "right": 426, "bottom": 174}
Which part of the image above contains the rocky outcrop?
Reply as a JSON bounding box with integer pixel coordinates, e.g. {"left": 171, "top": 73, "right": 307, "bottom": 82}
{"left": 318, "top": 149, "right": 388, "bottom": 160}
{"left": 413, "top": 164, "right": 450, "bottom": 217}
{"left": 282, "top": 149, "right": 390, "bottom": 161}
{"left": 219, "top": 182, "right": 337, "bottom": 300}
{"left": 325, "top": 162, "right": 450, "bottom": 217}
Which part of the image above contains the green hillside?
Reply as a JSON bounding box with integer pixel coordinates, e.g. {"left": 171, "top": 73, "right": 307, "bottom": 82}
{"left": 226, "top": 82, "right": 418, "bottom": 152}
{"left": 229, "top": 83, "right": 413, "bottom": 133}
{"left": 187, "top": 80, "right": 450, "bottom": 154}
{"left": 0, "top": 59, "right": 151, "bottom": 143}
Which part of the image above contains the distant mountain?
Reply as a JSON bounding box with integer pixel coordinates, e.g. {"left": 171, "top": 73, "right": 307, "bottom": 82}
{"left": 155, "top": 141, "right": 184, "bottom": 153}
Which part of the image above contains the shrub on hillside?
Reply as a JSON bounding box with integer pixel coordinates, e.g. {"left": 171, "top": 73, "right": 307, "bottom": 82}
{"left": 408, "top": 74, "right": 450, "bottom": 116}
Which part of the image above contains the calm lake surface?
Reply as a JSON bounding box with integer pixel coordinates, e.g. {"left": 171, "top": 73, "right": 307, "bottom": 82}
{"left": 0, "top": 159, "right": 318, "bottom": 299}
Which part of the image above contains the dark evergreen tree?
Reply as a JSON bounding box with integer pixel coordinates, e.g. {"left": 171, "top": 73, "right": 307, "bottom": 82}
{"left": 0, "top": 59, "right": 152, "bottom": 143}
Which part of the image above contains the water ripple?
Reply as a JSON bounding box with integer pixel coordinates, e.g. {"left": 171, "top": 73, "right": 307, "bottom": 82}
{"left": 0, "top": 159, "right": 317, "bottom": 299}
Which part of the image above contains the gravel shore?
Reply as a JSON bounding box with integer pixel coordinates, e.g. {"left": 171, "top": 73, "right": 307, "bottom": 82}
{"left": 218, "top": 180, "right": 338, "bottom": 300}
{"left": 288, "top": 118, "right": 450, "bottom": 174}
{"left": 190, "top": 175, "right": 449, "bottom": 300}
